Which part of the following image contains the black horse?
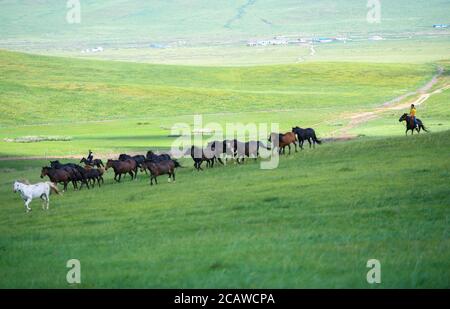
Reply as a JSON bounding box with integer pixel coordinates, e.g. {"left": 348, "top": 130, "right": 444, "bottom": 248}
{"left": 146, "top": 151, "right": 172, "bottom": 162}
{"left": 119, "top": 154, "right": 146, "bottom": 169}
{"left": 399, "top": 113, "right": 428, "bottom": 135}
{"left": 50, "top": 160, "right": 90, "bottom": 189}
{"left": 292, "top": 127, "right": 322, "bottom": 149}
{"left": 80, "top": 157, "right": 104, "bottom": 168}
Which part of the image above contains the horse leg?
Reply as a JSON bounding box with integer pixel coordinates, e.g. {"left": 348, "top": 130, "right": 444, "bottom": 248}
{"left": 118, "top": 173, "right": 122, "bottom": 182}
{"left": 168, "top": 173, "right": 171, "bottom": 183}
{"left": 308, "top": 138, "right": 312, "bottom": 148}
{"left": 288, "top": 144, "right": 291, "bottom": 155}
{"left": 172, "top": 170, "right": 176, "bottom": 182}
{"left": 41, "top": 195, "right": 46, "bottom": 210}
{"left": 25, "top": 198, "right": 32, "bottom": 212}
{"left": 294, "top": 142, "right": 298, "bottom": 152}
{"left": 129, "top": 171, "right": 134, "bottom": 180}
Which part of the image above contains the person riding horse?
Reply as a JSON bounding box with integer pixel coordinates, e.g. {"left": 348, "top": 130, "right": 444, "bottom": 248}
{"left": 409, "top": 104, "right": 417, "bottom": 129}
{"left": 86, "top": 150, "right": 94, "bottom": 165}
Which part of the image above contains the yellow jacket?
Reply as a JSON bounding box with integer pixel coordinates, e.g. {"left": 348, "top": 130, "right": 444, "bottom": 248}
{"left": 410, "top": 107, "right": 416, "bottom": 117}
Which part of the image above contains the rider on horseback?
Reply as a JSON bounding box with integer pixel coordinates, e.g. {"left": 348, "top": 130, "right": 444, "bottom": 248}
{"left": 410, "top": 104, "right": 417, "bottom": 128}
{"left": 87, "top": 149, "right": 94, "bottom": 164}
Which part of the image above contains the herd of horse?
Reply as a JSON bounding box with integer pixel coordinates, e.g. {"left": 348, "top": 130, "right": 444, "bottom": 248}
{"left": 13, "top": 126, "right": 321, "bottom": 212}
{"left": 37, "top": 126, "right": 321, "bottom": 189}
{"left": 14, "top": 114, "right": 426, "bottom": 212}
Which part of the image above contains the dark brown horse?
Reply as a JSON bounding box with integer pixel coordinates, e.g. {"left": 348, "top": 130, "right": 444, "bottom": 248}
{"left": 190, "top": 145, "right": 216, "bottom": 170}
{"left": 105, "top": 159, "right": 137, "bottom": 182}
{"left": 233, "top": 140, "right": 271, "bottom": 164}
{"left": 141, "top": 160, "right": 176, "bottom": 185}
{"left": 292, "top": 127, "right": 322, "bottom": 149}
{"left": 399, "top": 113, "right": 428, "bottom": 135}
{"left": 80, "top": 157, "right": 104, "bottom": 168}
{"left": 40, "top": 167, "right": 72, "bottom": 191}
{"left": 269, "top": 132, "right": 297, "bottom": 154}
{"left": 83, "top": 166, "right": 104, "bottom": 188}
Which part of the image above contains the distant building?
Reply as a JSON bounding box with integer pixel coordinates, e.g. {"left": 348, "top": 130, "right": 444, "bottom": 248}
{"left": 370, "top": 35, "right": 384, "bottom": 41}
{"left": 314, "top": 38, "right": 334, "bottom": 43}
{"left": 433, "top": 24, "right": 449, "bottom": 28}
{"left": 149, "top": 43, "right": 167, "bottom": 49}
{"left": 81, "top": 46, "right": 104, "bottom": 53}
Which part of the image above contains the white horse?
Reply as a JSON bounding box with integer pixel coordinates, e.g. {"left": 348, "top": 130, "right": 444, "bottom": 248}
{"left": 13, "top": 180, "right": 61, "bottom": 212}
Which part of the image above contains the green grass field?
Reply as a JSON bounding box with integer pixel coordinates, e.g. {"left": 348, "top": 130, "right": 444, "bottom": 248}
{"left": 1, "top": 1, "right": 449, "bottom": 65}
{"left": 0, "top": 131, "right": 449, "bottom": 288}
{"left": 0, "top": 49, "right": 449, "bottom": 288}
{"left": 1, "top": 0, "right": 449, "bottom": 289}
{"left": 0, "top": 50, "right": 444, "bottom": 157}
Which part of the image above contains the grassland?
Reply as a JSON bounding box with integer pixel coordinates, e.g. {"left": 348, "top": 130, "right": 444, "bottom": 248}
{"left": 1, "top": 1, "right": 449, "bottom": 46}
{"left": 0, "top": 130, "right": 449, "bottom": 288}
{"left": 0, "top": 36, "right": 449, "bottom": 287}
{"left": 1, "top": 1, "right": 449, "bottom": 66}
{"left": 0, "top": 50, "right": 442, "bottom": 157}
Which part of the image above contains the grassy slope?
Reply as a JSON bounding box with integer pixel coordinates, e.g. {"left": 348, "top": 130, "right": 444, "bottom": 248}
{"left": 0, "top": 131, "right": 448, "bottom": 288}
{"left": 1, "top": 0, "right": 449, "bottom": 44}
{"left": 348, "top": 61, "right": 450, "bottom": 136}
{"left": 0, "top": 50, "right": 437, "bottom": 157}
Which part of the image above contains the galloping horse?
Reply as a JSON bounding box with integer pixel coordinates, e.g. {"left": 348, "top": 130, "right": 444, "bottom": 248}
{"left": 13, "top": 180, "right": 60, "bottom": 212}
{"left": 50, "top": 160, "right": 90, "bottom": 189}
{"left": 40, "top": 167, "right": 72, "bottom": 191}
{"left": 105, "top": 159, "right": 137, "bottom": 182}
{"left": 269, "top": 132, "right": 297, "bottom": 154}
{"left": 399, "top": 113, "right": 428, "bottom": 135}
{"left": 292, "top": 127, "right": 322, "bottom": 149}
{"left": 234, "top": 140, "right": 271, "bottom": 163}
{"left": 190, "top": 145, "right": 213, "bottom": 170}
{"left": 141, "top": 160, "right": 176, "bottom": 185}
{"left": 146, "top": 151, "right": 172, "bottom": 162}
{"left": 83, "top": 166, "right": 104, "bottom": 188}
{"left": 80, "top": 157, "right": 104, "bottom": 168}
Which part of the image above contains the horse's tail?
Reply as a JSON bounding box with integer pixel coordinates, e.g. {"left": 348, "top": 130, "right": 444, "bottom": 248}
{"left": 258, "top": 141, "right": 271, "bottom": 150}
{"left": 421, "top": 124, "right": 429, "bottom": 132}
{"left": 172, "top": 159, "right": 184, "bottom": 168}
{"left": 313, "top": 131, "right": 322, "bottom": 144}
{"left": 48, "top": 182, "right": 61, "bottom": 195}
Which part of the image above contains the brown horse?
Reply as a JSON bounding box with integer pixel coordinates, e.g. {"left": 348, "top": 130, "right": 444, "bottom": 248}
{"left": 83, "top": 166, "right": 104, "bottom": 187}
{"left": 105, "top": 159, "right": 137, "bottom": 182}
{"left": 234, "top": 140, "right": 271, "bottom": 164}
{"left": 269, "top": 132, "right": 297, "bottom": 154}
{"left": 141, "top": 160, "right": 176, "bottom": 185}
{"left": 40, "top": 167, "right": 72, "bottom": 191}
